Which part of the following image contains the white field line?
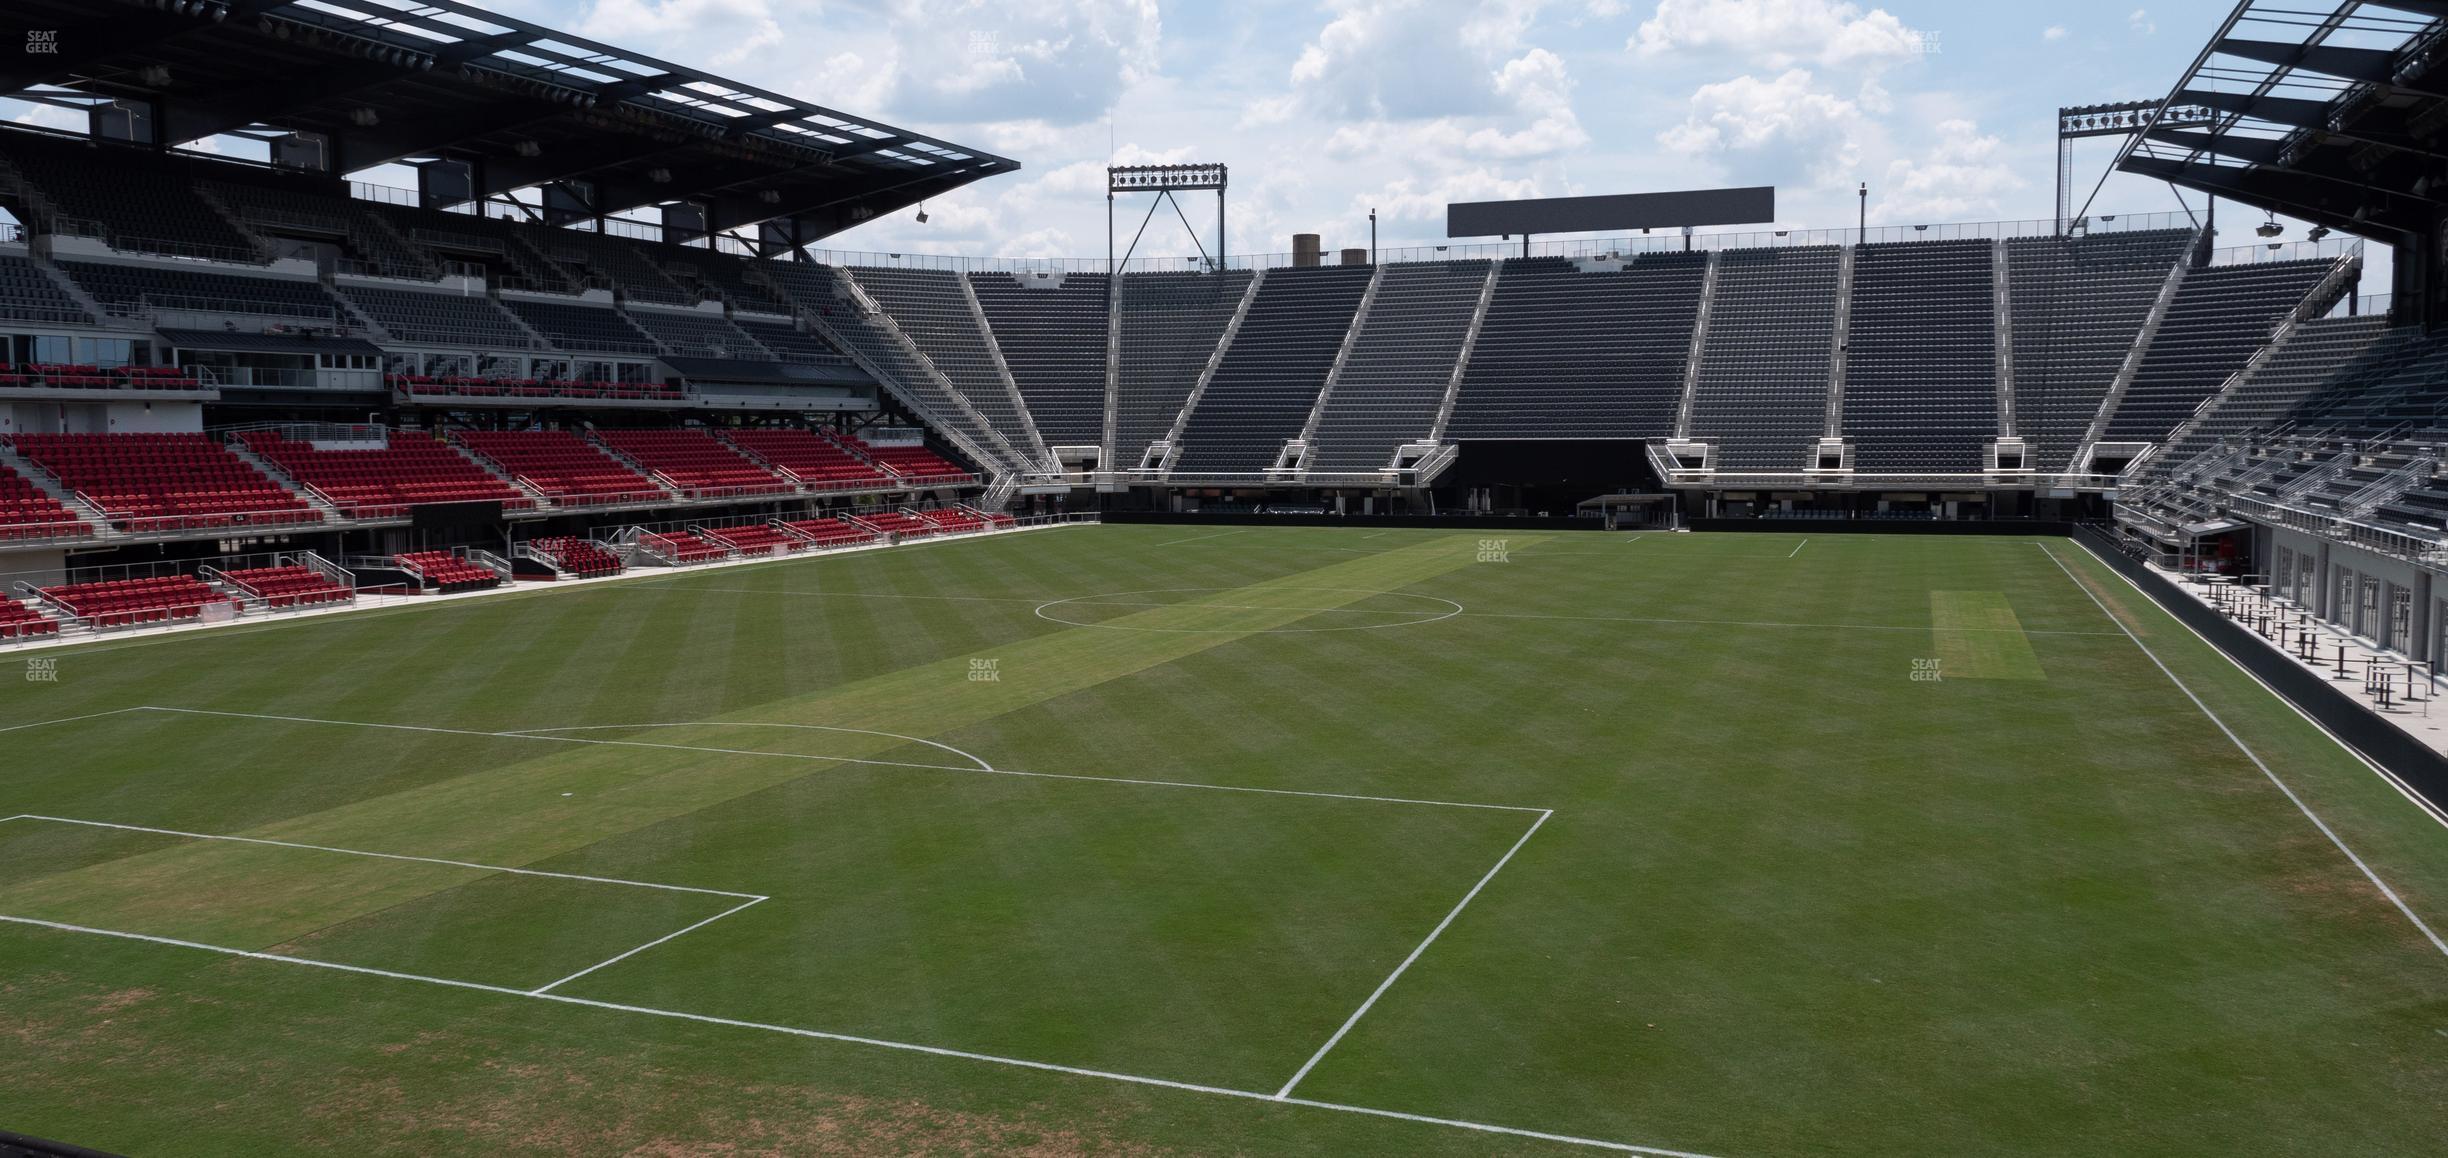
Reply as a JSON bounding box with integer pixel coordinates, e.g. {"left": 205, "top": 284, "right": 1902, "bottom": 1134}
{"left": 2074, "top": 541, "right": 2448, "bottom": 836}
{"left": 4, "top": 814, "right": 762, "bottom": 899}
{"left": 1050, "top": 599, "right": 1434, "bottom": 615}
{"left": 1789, "top": 539, "right": 1807, "bottom": 558}
{"left": 2037, "top": 543, "right": 2448, "bottom": 961}
{"left": 636, "top": 586, "right": 1065, "bottom": 606}
{"left": 594, "top": 584, "right": 2120, "bottom": 639}
{"left": 1274, "top": 809, "right": 1554, "bottom": 1100}
{"left": 502, "top": 721, "right": 997, "bottom": 772}
{"left": 1465, "top": 610, "right": 2123, "bottom": 637}
{"left": 0, "top": 913, "right": 1716, "bottom": 1157}
{"left": 1153, "top": 528, "right": 1250, "bottom": 547}
{"left": 530, "top": 896, "right": 768, "bottom": 995}
{"left": 0, "top": 706, "right": 148, "bottom": 735}
{"left": 130, "top": 707, "right": 1549, "bottom": 815}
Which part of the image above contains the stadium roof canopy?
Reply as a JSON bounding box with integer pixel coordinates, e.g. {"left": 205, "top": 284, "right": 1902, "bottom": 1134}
{"left": 2114, "top": 1, "right": 2445, "bottom": 244}
{"left": 0, "top": 0, "right": 1017, "bottom": 246}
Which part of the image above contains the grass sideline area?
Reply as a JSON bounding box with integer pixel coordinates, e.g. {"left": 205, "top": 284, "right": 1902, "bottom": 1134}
{"left": 3, "top": 525, "right": 2446, "bottom": 1156}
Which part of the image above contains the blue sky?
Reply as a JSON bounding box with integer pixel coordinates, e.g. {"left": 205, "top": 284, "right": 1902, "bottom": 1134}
{"left": 60, "top": 1, "right": 2368, "bottom": 275}
{"left": 487, "top": 0, "right": 2248, "bottom": 259}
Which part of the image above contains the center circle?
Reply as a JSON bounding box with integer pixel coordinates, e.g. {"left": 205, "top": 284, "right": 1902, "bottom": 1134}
{"left": 1033, "top": 586, "right": 1464, "bottom": 633}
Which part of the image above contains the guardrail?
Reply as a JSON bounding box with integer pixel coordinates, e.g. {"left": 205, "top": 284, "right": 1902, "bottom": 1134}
{"left": 800, "top": 211, "right": 2204, "bottom": 274}
{"left": 0, "top": 519, "right": 103, "bottom": 547}
{"left": 69, "top": 499, "right": 325, "bottom": 537}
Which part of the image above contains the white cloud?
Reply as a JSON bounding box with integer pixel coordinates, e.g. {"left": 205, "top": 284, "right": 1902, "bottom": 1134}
{"left": 2043, "top": 25, "right": 2068, "bottom": 41}
{"left": 2128, "top": 8, "right": 2156, "bottom": 35}
{"left": 578, "top": 0, "right": 783, "bottom": 67}
{"left": 1630, "top": 0, "right": 1927, "bottom": 69}
{"left": 881, "top": 1, "right": 1163, "bottom": 127}
{"left": 1279, "top": 0, "right": 1550, "bottom": 121}
{"left": 1361, "top": 168, "right": 1545, "bottom": 228}
{"left": 1657, "top": 69, "right": 1865, "bottom": 186}
{"left": 1878, "top": 118, "right": 2024, "bottom": 222}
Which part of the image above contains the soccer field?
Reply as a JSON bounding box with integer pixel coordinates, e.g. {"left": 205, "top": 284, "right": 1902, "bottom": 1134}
{"left": 5, "top": 525, "right": 2446, "bottom": 1156}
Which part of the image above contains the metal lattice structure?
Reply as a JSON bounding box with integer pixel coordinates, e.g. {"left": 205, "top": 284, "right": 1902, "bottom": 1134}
{"left": 2100, "top": 0, "right": 2448, "bottom": 326}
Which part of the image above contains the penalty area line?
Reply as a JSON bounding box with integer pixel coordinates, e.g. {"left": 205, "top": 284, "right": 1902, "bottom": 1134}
{"left": 2037, "top": 543, "right": 2448, "bottom": 961}
{"left": 1273, "top": 809, "right": 1554, "bottom": 1100}
{"left": 0, "top": 706, "right": 149, "bottom": 736}
{"left": 0, "top": 911, "right": 1719, "bottom": 1157}
{"left": 131, "top": 706, "right": 1550, "bottom": 815}
{"left": 7, "top": 815, "right": 764, "bottom": 900}
{"left": 529, "top": 895, "right": 769, "bottom": 995}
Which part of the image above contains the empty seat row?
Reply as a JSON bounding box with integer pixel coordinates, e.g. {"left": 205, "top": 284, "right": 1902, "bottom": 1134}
{"left": 1690, "top": 247, "right": 1840, "bottom": 471}
{"left": 855, "top": 439, "right": 972, "bottom": 483}
{"left": 848, "top": 510, "right": 937, "bottom": 538}
{"left": 0, "top": 593, "right": 58, "bottom": 638}
{"left": 10, "top": 433, "right": 317, "bottom": 532}
{"left": 623, "top": 306, "right": 767, "bottom": 358}
{"left": 451, "top": 431, "right": 666, "bottom": 506}
{"left": 527, "top": 536, "right": 624, "bottom": 578}
{"left": 594, "top": 429, "right": 794, "bottom": 497}
{"left": 240, "top": 431, "right": 531, "bottom": 518}
{"left": 762, "top": 263, "right": 1026, "bottom": 473}
{"left": 969, "top": 270, "right": 1111, "bottom": 447}
{"left": 720, "top": 428, "right": 889, "bottom": 488}
{"left": 37, "top": 575, "right": 230, "bottom": 627}
{"left": 58, "top": 261, "right": 340, "bottom": 322}
{"left": 780, "top": 516, "right": 882, "bottom": 547}
{"left": 1842, "top": 239, "right": 1997, "bottom": 471}
{"left": 219, "top": 565, "right": 352, "bottom": 608}
{"left": 389, "top": 375, "right": 683, "bottom": 402}
{"left": 1111, "top": 270, "right": 1255, "bottom": 469}
{"left": 2102, "top": 259, "right": 2336, "bottom": 443}
{"left": 637, "top": 530, "right": 731, "bottom": 563}
{"left": 501, "top": 297, "right": 662, "bottom": 356}
{"left": 1308, "top": 260, "right": 1491, "bottom": 471}
{"left": 0, "top": 460, "right": 86, "bottom": 541}
{"left": 1175, "top": 264, "right": 1374, "bottom": 474}
{"left": 2005, "top": 228, "right": 2193, "bottom": 470}
{"left": 393, "top": 550, "right": 500, "bottom": 593}
{"left": 847, "top": 266, "right": 1043, "bottom": 460}
{"left": 1449, "top": 253, "right": 1708, "bottom": 441}
{"left": 0, "top": 254, "right": 93, "bottom": 325}
{"left": 343, "top": 285, "right": 538, "bottom": 349}
{"left": 0, "top": 363, "right": 203, "bottom": 390}
{"left": 697, "top": 523, "right": 803, "bottom": 554}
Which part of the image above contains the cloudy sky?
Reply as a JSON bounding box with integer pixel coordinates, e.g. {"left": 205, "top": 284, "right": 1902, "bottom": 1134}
{"left": 466, "top": 0, "right": 2270, "bottom": 264}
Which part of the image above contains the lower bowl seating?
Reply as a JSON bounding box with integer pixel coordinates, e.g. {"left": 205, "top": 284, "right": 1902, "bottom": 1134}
{"left": 637, "top": 530, "right": 731, "bottom": 563}
{"left": 37, "top": 575, "right": 231, "bottom": 628}
{"left": 0, "top": 594, "right": 60, "bottom": 638}
{"left": 528, "top": 537, "right": 624, "bottom": 578}
{"left": 394, "top": 551, "right": 501, "bottom": 594}
{"left": 780, "top": 517, "right": 881, "bottom": 548}
{"left": 219, "top": 565, "right": 353, "bottom": 608}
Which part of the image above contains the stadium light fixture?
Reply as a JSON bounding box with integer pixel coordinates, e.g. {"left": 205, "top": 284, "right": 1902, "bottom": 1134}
{"left": 915, "top": 202, "right": 929, "bottom": 224}
{"left": 2256, "top": 212, "right": 2283, "bottom": 238}
{"left": 2307, "top": 225, "right": 2331, "bottom": 242}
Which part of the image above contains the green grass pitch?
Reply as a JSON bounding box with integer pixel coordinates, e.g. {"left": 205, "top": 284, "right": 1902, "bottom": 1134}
{"left": 4, "top": 525, "right": 2447, "bottom": 1156}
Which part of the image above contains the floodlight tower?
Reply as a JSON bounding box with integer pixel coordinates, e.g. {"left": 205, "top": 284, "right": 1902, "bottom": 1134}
{"left": 2054, "top": 100, "right": 2216, "bottom": 234}
{"left": 1107, "top": 163, "right": 1229, "bottom": 275}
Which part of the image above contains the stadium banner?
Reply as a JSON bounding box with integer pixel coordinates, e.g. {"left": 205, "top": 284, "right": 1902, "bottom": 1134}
{"left": 1448, "top": 187, "right": 1775, "bottom": 238}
